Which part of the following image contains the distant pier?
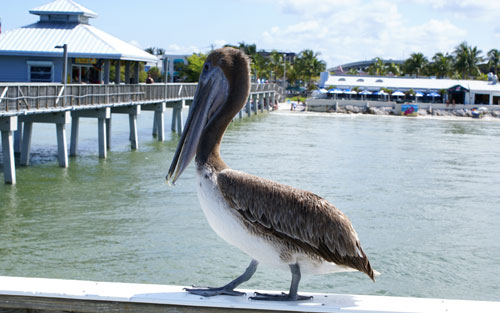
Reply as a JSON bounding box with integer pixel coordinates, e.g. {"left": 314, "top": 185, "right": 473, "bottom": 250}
{"left": 0, "top": 83, "right": 283, "bottom": 184}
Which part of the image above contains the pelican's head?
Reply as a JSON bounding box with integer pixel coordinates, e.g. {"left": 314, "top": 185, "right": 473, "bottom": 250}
{"left": 167, "top": 47, "right": 250, "bottom": 184}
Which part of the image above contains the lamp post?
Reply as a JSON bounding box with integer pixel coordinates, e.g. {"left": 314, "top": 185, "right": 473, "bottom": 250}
{"left": 55, "top": 44, "right": 68, "bottom": 106}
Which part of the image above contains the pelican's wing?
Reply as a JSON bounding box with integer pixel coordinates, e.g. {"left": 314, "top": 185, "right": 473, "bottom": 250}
{"left": 217, "top": 169, "right": 374, "bottom": 280}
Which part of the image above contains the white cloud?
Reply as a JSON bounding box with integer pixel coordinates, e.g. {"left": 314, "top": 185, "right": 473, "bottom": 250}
{"left": 260, "top": 1, "right": 468, "bottom": 67}
{"left": 411, "top": 0, "right": 500, "bottom": 19}
{"left": 164, "top": 44, "right": 201, "bottom": 55}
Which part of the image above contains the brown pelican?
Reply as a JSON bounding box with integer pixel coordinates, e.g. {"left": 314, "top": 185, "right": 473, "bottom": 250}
{"left": 167, "top": 47, "right": 375, "bottom": 301}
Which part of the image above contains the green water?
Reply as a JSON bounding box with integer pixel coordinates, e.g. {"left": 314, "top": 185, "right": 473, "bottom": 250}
{"left": 1, "top": 110, "right": 500, "bottom": 301}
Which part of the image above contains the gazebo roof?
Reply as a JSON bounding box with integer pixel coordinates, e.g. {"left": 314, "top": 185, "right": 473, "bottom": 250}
{"left": 0, "top": 0, "right": 157, "bottom": 63}
{"left": 29, "top": 0, "right": 98, "bottom": 18}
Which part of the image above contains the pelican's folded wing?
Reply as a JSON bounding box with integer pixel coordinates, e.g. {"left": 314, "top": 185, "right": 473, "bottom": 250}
{"left": 217, "top": 169, "right": 374, "bottom": 280}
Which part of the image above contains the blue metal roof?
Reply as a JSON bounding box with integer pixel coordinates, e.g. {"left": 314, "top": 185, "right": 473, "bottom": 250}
{"left": 0, "top": 0, "right": 157, "bottom": 62}
{"left": 30, "top": 0, "right": 98, "bottom": 18}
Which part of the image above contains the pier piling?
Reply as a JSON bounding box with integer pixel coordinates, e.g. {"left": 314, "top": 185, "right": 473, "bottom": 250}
{"left": 71, "top": 108, "right": 111, "bottom": 159}
{"left": 0, "top": 116, "right": 17, "bottom": 184}
{"left": 18, "top": 112, "right": 70, "bottom": 167}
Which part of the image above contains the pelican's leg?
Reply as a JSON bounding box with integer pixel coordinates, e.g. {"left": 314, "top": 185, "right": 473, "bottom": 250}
{"left": 185, "top": 259, "right": 258, "bottom": 297}
{"left": 250, "top": 263, "right": 313, "bottom": 301}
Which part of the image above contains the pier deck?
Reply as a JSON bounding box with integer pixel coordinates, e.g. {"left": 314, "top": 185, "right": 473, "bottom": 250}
{"left": 1, "top": 276, "right": 499, "bottom": 313}
{"left": 0, "top": 83, "right": 283, "bottom": 184}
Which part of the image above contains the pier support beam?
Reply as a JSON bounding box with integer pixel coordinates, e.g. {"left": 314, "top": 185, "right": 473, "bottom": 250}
{"left": 13, "top": 118, "right": 22, "bottom": 154}
{"left": 142, "top": 102, "right": 166, "bottom": 141}
{"left": 246, "top": 97, "right": 251, "bottom": 117}
{"left": 111, "top": 105, "right": 141, "bottom": 150}
{"left": 18, "top": 112, "right": 70, "bottom": 168}
{"left": 253, "top": 95, "right": 259, "bottom": 115}
{"left": 169, "top": 100, "right": 184, "bottom": 134}
{"left": 71, "top": 108, "right": 111, "bottom": 159}
{"left": 106, "top": 118, "right": 112, "bottom": 150}
{"left": 1, "top": 116, "right": 17, "bottom": 184}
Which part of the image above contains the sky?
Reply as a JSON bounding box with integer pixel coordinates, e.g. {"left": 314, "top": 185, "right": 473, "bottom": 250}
{"left": 1, "top": 0, "right": 500, "bottom": 68}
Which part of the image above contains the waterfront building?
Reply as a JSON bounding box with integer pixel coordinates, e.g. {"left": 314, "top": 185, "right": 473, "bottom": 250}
{"left": 0, "top": 0, "right": 157, "bottom": 84}
{"left": 319, "top": 73, "right": 500, "bottom": 105}
{"left": 161, "top": 55, "right": 189, "bottom": 82}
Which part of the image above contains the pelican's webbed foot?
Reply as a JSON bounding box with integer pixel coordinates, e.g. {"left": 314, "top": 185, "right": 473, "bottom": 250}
{"left": 184, "top": 259, "right": 258, "bottom": 298}
{"left": 249, "top": 262, "right": 312, "bottom": 301}
{"left": 184, "top": 286, "right": 246, "bottom": 297}
{"left": 250, "top": 291, "right": 313, "bottom": 301}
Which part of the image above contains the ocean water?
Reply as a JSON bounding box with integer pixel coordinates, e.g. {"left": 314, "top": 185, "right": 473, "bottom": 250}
{"left": 1, "top": 109, "right": 499, "bottom": 301}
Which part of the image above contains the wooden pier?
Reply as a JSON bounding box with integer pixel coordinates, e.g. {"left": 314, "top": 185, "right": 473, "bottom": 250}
{"left": 1, "top": 276, "right": 499, "bottom": 313}
{"left": 0, "top": 83, "right": 283, "bottom": 184}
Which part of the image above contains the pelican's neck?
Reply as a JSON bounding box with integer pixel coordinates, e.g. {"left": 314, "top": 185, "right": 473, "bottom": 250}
{"left": 195, "top": 97, "right": 236, "bottom": 172}
{"left": 195, "top": 55, "right": 250, "bottom": 172}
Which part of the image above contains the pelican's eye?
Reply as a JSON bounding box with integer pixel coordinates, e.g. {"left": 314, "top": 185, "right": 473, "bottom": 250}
{"left": 203, "top": 63, "right": 211, "bottom": 72}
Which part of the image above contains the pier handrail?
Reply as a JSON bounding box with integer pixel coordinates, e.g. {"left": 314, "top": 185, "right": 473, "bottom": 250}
{"left": 0, "top": 83, "right": 284, "bottom": 115}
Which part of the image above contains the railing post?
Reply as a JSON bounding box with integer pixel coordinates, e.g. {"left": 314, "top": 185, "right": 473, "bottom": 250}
{"left": 1, "top": 116, "right": 17, "bottom": 184}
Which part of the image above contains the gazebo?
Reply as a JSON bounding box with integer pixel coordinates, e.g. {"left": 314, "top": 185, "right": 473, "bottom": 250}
{"left": 0, "top": 0, "right": 158, "bottom": 84}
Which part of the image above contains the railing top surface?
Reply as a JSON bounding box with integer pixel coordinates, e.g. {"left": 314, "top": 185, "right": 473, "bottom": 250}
{"left": 1, "top": 276, "right": 499, "bottom": 313}
{"left": 0, "top": 82, "right": 277, "bottom": 87}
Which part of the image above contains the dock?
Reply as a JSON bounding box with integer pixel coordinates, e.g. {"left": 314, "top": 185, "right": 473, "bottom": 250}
{"left": 0, "top": 83, "right": 283, "bottom": 184}
{"left": 1, "top": 276, "right": 499, "bottom": 313}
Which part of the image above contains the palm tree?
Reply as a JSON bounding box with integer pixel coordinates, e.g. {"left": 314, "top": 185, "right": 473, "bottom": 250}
{"left": 238, "top": 42, "right": 257, "bottom": 60}
{"left": 386, "top": 62, "right": 401, "bottom": 76}
{"left": 404, "top": 52, "right": 428, "bottom": 76}
{"left": 311, "top": 57, "right": 327, "bottom": 78}
{"left": 252, "top": 53, "right": 270, "bottom": 81}
{"left": 453, "top": 41, "right": 483, "bottom": 78}
{"left": 286, "top": 66, "right": 299, "bottom": 87}
{"left": 156, "top": 48, "right": 165, "bottom": 56}
{"left": 367, "top": 57, "right": 386, "bottom": 76}
{"left": 145, "top": 47, "right": 156, "bottom": 55}
{"left": 487, "top": 48, "right": 500, "bottom": 74}
{"left": 431, "top": 52, "right": 454, "bottom": 78}
{"left": 294, "top": 49, "right": 326, "bottom": 87}
{"left": 347, "top": 68, "right": 358, "bottom": 75}
{"left": 268, "top": 50, "right": 284, "bottom": 82}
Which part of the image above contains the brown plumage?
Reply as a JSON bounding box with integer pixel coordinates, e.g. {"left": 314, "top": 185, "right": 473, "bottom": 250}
{"left": 218, "top": 169, "right": 375, "bottom": 281}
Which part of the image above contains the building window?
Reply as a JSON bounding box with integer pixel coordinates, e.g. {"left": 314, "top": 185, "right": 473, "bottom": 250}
{"left": 27, "top": 61, "right": 54, "bottom": 82}
{"left": 376, "top": 79, "right": 383, "bottom": 82}
{"left": 338, "top": 78, "right": 346, "bottom": 81}
{"left": 357, "top": 78, "right": 364, "bottom": 82}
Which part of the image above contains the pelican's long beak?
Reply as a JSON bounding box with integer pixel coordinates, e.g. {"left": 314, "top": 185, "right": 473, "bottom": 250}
{"left": 166, "top": 66, "right": 229, "bottom": 185}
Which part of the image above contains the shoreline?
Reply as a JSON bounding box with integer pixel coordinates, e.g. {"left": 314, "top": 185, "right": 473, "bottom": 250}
{"left": 275, "top": 101, "right": 500, "bottom": 121}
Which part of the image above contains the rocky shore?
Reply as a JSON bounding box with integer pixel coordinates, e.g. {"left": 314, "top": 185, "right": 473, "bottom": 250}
{"left": 333, "top": 105, "right": 500, "bottom": 119}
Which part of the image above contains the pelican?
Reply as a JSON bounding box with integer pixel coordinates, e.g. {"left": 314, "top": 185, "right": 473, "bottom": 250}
{"left": 167, "top": 47, "right": 375, "bottom": 301}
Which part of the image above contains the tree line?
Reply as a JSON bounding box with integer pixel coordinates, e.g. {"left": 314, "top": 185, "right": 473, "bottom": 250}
{"left": 144, "top": 43, "right": 326, "bottom": 89}
{"left": 361, "top": 41, "right": 499, "bottom": 80}
{"left": 145, "top": 41, "right": 500, "bottom": 86}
